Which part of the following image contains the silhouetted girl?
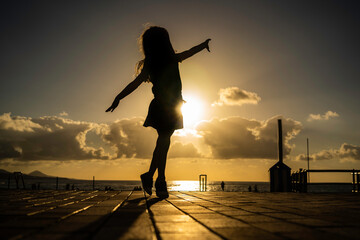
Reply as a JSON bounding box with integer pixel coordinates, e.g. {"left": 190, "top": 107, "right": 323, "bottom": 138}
{"left": 106, "top": 26, "right": 210, "bottom": 198}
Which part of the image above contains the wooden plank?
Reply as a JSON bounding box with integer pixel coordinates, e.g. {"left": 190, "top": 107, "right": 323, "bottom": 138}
{"left": 92, "top": 191, "right": 155, "bottom": 240}
{"left": 1, "top": 190, "right": 360, "bottom": 240}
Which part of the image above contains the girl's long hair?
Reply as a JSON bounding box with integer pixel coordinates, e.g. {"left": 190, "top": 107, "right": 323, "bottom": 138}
{"left": 136, "top": 26, "right": 176, "bottom": 82}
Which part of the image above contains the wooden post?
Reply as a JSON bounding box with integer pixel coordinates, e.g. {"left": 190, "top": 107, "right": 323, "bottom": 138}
{"left": 303, "top": 170, "right": 308, "bottom": 193}
{"left": 15, "top": 175, "right": 19, "bottom": 189}
{"left": 56, "top": 177, "right": 58, "bottom": 190}
{"left": 205, "top": 175, "right": 207, "bottom": 191}
{"left": 93, "top": 176, "right": 95, "bottom": 190}
{"left": 8, "top": 174, "right": 10, "bottom": 189}
{"left": 21, "top": 175, "right": 25, "bottom": 189}
{"left": 278, "top": 119, "right": 284, "bottom": 191}
{"left": 307, "top": 138, "right": 310, "bottom": 183}
{"left": 278, "top": 119, "right": 283, "bottom": 163}
{"left": 199, "top": 175, "right": 201, "bottom": 191}
{"left": 300, "top": 170, "right": 303, "bottom": 193}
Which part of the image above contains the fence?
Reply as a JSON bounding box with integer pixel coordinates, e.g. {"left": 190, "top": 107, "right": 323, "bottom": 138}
{"left": 291, "top": 169, "right": 360, "bottom": 193}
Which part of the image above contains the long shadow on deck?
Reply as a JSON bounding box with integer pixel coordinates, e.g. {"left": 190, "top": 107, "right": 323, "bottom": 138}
{"left": 73, "top": 193, "right": 163, "bottom": 240}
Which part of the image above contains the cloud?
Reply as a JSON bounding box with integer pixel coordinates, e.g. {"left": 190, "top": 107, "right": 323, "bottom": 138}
{"left": 0, "top": 113, "right": 110, "bottom": 161}
{"left": 307, "top": 111, "right": 339, "bottom": 122}
{"left": 101, "top": 118, "right": 203, "bottom": 159}
{"left": 296, "top": 143, "right": 360, "bottom": 162}
{"left": 59, "top": 111, "right": 69, "bottom": 117}
{"left": 0, "top": 113, "right": 302, "bottom": 162}
{"left": 212, "top": 87, "right": 261, "bottom": 107}
{"left": 101, "top": 118, "right": 157, "bottom": 159}
{"left": 196, "top": 116, "right": 302, "bottom": 159}
{"left": 0, "top": 113, "right": 43, "bottom": 132}
{"left": 168, "top": 142, "right": 203, "bottom": 158}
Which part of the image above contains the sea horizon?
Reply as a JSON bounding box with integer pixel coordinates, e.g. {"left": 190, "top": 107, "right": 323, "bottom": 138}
{"left": 1, "top": 178, "right": 354, "bottom": 193}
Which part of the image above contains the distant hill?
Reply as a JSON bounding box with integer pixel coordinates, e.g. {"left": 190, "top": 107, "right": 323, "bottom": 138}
{"left": 28, "top": 170, "right": 51, "bottom": 178}
{"left": 0, "top": 169, "right": 73, "bottom": 180}
{"left": 0, "top": 169, "right": 11, "bottom": 175}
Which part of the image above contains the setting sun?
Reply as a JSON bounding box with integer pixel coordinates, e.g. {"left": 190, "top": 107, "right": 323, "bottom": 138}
{"left": 181, "top": 95, "right": 205, "bottom": 128}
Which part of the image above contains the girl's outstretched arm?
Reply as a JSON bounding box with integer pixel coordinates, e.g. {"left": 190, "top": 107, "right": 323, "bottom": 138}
{"left": 176, "top": 39, "right": 211, "bottom": 62}
{"left": 106, "top": 69, "right": 147, "bottom": 112}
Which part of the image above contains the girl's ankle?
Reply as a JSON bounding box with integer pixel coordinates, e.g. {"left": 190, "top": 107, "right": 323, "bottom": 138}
{"left": 157, "top": 176, "right": 165, "bottom": 182}
{"left": 146, "top": 171, "right": 155, "bottom": 178}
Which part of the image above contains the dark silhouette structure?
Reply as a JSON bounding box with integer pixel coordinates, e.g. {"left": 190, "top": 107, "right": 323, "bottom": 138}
{"left": 8, "top": 172, "right": 26, "bottom": 189}
{"left": 270, "top": 119, "right": 291, "bottom": 192}
{"left": 221, "top": 181, "right": 225, "bottom": 191}
{"left": 106, "top": 26, "right": 211, "bottom": 198}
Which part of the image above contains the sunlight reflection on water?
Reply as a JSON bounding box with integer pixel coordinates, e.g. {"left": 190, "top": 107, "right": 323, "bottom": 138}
{"left": 168, "top": 180, "right": 200, "bottom": 191}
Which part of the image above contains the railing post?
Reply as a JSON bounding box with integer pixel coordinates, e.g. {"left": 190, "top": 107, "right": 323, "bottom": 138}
{"left": 297, "top": 171, "right": 300, "bottom": 192}
{"left": 357, "top": 172, "right": 360, "bottom": 193}
{"left": 21, "top": 175, "right": 25, "bottom": 189}
{"left": 299, "top": 168, "right": 304, "bottom": 192}
{"left": 205, "top": 175, "right": 207, "bottom": 191}
{"left": 303, "top": 170, "right": 308, "bottom": 193}
{"left": 199, "top": 175, "right": 201, "bottom": 191}
{"left": 352, "top": 170, "right": 356, "bottom": 192}
{"left": 15, "top": 175, "right": 19, "bottom": 189}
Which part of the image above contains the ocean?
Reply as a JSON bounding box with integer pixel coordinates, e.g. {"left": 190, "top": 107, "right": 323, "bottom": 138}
{"left": 0, "top": 178, "right": 355, "bottom": 193}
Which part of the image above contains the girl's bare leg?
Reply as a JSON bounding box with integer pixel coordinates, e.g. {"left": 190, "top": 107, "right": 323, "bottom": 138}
{"left": 148, "top": 129, "right": 174, "bottom": 179}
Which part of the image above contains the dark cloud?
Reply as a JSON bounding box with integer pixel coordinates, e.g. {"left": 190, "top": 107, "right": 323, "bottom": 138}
{"left": 196, "top": 116, "right": 302, "bottom": 159}
{"left": 101, "top": 118, "right": 203, "bottom": 159}
{"left": 212, "top": 87, "right": 261, "bottom": 107}
{"left": 101, "top": 118, "right": 157, "bottom": 159}
{"left": 296, "top": 143, "right": 360, "bottom": 161}
{"left": 0, "top": 113, "right": 109, "bottom": 161}
{"left": 0, "top": 141, "right": 21, "bottom": 159}
{"left": 1, "top": 113, "right": 304, "bottom": 161}
{"left": 168, "top": 142, "right": 203, "bottom": 158}
{"left": 0, "top": 113, "right": 204, "bottom": 161}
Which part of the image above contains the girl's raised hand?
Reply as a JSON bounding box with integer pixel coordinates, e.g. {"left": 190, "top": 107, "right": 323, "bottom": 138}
{"left": 204, "top": 39, "right": 211, "bottom": 52}
{"left": 105, "top": 99, "right": 119, "bottom": 112}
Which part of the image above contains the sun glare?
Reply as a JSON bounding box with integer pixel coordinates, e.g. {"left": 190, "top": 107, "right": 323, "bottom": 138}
{"left": 181, "top": 95, "right": 204, "bottom": 128}
{"left": 168, "top": 181, "right": 199, "bottom": 191}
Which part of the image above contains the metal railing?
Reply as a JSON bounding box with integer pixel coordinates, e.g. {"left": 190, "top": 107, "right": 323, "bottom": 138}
{"left": 291, "top": 169, "right": 360, "bottom": 193}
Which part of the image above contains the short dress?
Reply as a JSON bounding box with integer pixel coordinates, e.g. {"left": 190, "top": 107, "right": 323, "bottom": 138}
{"left": 143, "top": 61, "right": 184, "bottom": 132}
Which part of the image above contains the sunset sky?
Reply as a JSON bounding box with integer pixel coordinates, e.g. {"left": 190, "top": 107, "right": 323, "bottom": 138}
{"left": 1, "top": 1, "right": 359, "bottom": 182}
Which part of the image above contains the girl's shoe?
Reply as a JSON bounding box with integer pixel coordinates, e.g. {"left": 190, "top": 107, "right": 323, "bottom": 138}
{"left": 155, "top": 179, "right": 169, "bottom": 199}
{"left": 140, "top": 172, "right": 153, "bottom": 195}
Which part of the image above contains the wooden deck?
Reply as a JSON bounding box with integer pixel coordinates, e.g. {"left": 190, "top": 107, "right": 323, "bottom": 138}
{"left": 1, "top": 190, "right": 360, "bottom": 239}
